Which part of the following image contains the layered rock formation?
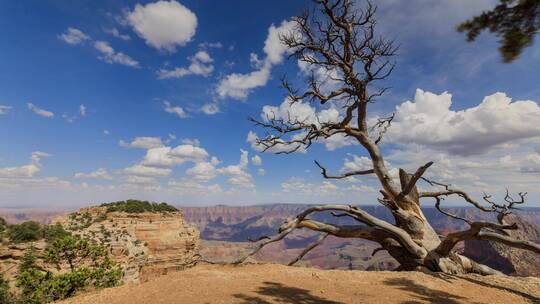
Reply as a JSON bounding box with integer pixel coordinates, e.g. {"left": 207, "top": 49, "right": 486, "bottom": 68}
{"left": 182, "top": 204, "right": 540, "bottom": 275}
{"left": 55, "top": 207, "right": 200, "bottom": 283}
{"left": 463, "top": 215, "right": 540, "bottom": 276}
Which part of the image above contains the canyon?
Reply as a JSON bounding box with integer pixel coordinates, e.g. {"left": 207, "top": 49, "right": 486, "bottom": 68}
{"left": 2, "top": 203, "right": 540, "bottom": 278}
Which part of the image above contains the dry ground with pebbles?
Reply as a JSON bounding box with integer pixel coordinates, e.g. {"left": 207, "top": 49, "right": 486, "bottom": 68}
{"left": 60, "top": 263, "right": 540, "bottom": 304}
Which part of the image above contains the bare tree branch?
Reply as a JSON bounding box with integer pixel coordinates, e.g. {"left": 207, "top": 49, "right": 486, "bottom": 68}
{"left": 314, "top": 160, "right": 374, "bottom": 179}
{"left": 241, "top": 0, "right": 539, "bottom": 275}
{"left": 288, "top": 233, "right": 329, "bottom": 266}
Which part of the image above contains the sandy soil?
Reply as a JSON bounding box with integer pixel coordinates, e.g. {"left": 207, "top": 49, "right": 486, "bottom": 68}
{"left": 60, "top": 263, "right": 540, "bottom": 304}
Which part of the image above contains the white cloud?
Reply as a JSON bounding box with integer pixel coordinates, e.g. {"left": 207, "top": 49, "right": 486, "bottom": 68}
{"left": 158, "top": 50, "right": 214, "bottom": 79}
{"left": 218, "top": 149, "right": 254, "bottom": 189}
{"left": 0, "top": 105, "right": 12, "bottom": 115}
{"left": 0, "top": 152, "right": 50, "bottom": 178}
{"left": 200, "top": 103, "right": 219, "bottom": 115}
{"left": 125, "top": 175, "right": 158, "bottom": 186}
{"left": 74, "top": 168, "right": 112, "bottom": 180}
{"left": 119, "top": 136, "right": 163, "bottom": 149}
{"left": 126, "top": 0, "right": 197, "bottom": 53}
{"left": 94, "top": 41, "right": 140, "bottom": 68}
{"left": 217, "top": 67, "right": 271, "bottom": 100}
{"left": 217, "top": 20, "right": 296, "bottom": 100}
{"left": 167, "top": 179, "right": 222, "bottom": 194}
{"left": 342, "top": 155, "right": 373, "bottom": 173}
{"left": 104, "top": 28, "right": 130, "bottom": 41}
{"left": 181, "top": 138, "right": 200, "bottom": 146}
{"left": 388, "top": 89, "right": 540, "bottom": 155}
{"left": 186, "top": 161, "right": 218, "bottom": 182}
{"left": 123, "top": 164, "right": 171, "bottom": 177}
{"left": 79, "top": 104, "right": 86, "bottom": 116}
{"left": 169, "top": 144, "right": 209, "bottom": 162}
{"left": 257, "top": 168, "right": 266, "bottom": 176}
{"left": 248, "top": 98, "right": 352, "bottom": 153}
{"left": 141, "top": 144, "right": 209, "bottom": 167}
{"left": 27, "top": 103, "right": 54, "bottom": 118}
{"left": 141, "top": 147, "right": 177, "bottom": 167}
{"left": 251, "top": 155, "right": 262, "bottom": 166}
{"left": 103, "top": 130, "right": 110, "bottom": 135}
{"left": 163, "top": 100, "right": 187, "bottom": 118}
{"left": 58, "top": 27, "right": 90, "bottom": 45}
{"left": 280, "top": 176, "right": 374, "bottom": 198}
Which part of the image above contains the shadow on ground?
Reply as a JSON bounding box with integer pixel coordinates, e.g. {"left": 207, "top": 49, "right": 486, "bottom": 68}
{"left": 385, "top": 273, "right": 540, "bottom": 304}
{"left": 458, "top": 276, "right": 540, "bottom": 304}
{"left": 233, "top": 281, "right": 345, "bottom": 304}
{"left": 383, "top": 277, "right": 468, "bottom": 304}
{"left": 424, "top": 272, "right": 540, "bottom": 304}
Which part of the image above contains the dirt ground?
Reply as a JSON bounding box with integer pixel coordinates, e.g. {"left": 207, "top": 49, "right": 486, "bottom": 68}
{"left": 60, "top": 263, "right": 540, "bottom": 304}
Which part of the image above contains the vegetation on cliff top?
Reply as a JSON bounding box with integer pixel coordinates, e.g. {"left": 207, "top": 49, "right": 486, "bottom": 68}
{"left": 101, "top": 199, "right": 177, "bottom": 214}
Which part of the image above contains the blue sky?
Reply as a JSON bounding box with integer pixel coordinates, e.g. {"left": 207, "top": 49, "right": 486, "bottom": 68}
{"left": 1, "top": 0, "right": 539, "bottom": 209}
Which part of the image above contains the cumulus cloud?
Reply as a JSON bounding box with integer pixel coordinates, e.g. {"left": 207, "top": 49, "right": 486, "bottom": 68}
{"left": 119, "top": 137, "right": 164, "bottom": 149}
{"left": 186, "top": 161, "right": 218, "bottom": 182}
{"left": 158, "top": 50, "right": 214, "bottom": 79}
{"left": 141, "top": 144, "right": 209, "bottom": 167}
{"left": 163, "top": 100, "right": 187, "bottom": 118}
{"left": 27, "top": 103, "right": 54, "bottom": 118}
{"left": 217, "top": 20, "right": 296, "bottom": 100}
{"left": 218, "top": 150, "right": 254, "bottom": 188}
{"left": 94, "top": 41, "right": 140, "bottom": 68}
{"left": 58, "top": 27, "right": 90, "bottom": 45}
{"left": 0, "top": 152, "right": 50, "bottom": 178}
{"left": 200, "top": 103, "right": 219, "bottom": 115}
{"left": 74, "top": 168, "right": 112, "bottom": 180}
{"left": 0, "top": 105, "right": 12, "bottom": 115}
{"left": 388, "top": 89, "right": 540, "bottom": 155}
{"left": 126, "top": 0, "right": 197, "bottom": 53}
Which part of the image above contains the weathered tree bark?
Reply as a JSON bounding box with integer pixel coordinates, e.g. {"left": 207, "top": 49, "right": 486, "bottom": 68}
{"left": 242, "top": 0, "right": 540, "bottom": 275}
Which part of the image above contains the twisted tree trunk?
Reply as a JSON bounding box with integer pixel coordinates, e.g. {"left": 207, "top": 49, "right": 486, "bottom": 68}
{"left": 242, "top": 0, "right": 540, "bottom": 275}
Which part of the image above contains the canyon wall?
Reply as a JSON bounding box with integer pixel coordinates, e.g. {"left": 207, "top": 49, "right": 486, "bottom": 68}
{"left": 55, "top": 207, "right": 200, "bottom": 283}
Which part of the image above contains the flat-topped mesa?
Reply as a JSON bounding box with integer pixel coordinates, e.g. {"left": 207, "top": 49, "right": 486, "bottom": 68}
{"left": 54, "top": 203, "right": 200, "bottom": 283}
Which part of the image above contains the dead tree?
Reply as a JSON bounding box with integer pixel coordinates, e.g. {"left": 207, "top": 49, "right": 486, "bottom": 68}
{"left": 243, "top": 0, "right": 540, "bottom": 275}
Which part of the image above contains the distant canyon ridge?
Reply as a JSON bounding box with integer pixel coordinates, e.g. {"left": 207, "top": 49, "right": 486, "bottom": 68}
{"left": 1, "top": 204, "right": 540, "bottom": 276}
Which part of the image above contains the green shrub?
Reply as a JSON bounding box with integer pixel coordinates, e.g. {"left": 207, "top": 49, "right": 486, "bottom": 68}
{"left": 16, "top": 235, "right": 122, "bottom": 303}
{"left": 42, "top": 223, "right": 71, "bottom": 242}
{"left": 0, "top": 217, "right": 7, "bottom": 233}
{"left": 101, "top": 199, "right": 177, "bottom": 213}
{"left": 8, "top": 221, "right": 42, "bottom": 243}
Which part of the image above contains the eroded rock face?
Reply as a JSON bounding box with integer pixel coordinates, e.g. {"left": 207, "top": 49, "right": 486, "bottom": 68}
{"left": 55, "top": 207, "right": 200, "bottom": 283}
{"left": 463, "top": 216, "right": 540, "bottom": 277}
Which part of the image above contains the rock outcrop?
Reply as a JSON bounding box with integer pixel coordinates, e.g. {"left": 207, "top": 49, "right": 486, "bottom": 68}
{"left": 55, "top": 206, "right": 200, "bottom": 283}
